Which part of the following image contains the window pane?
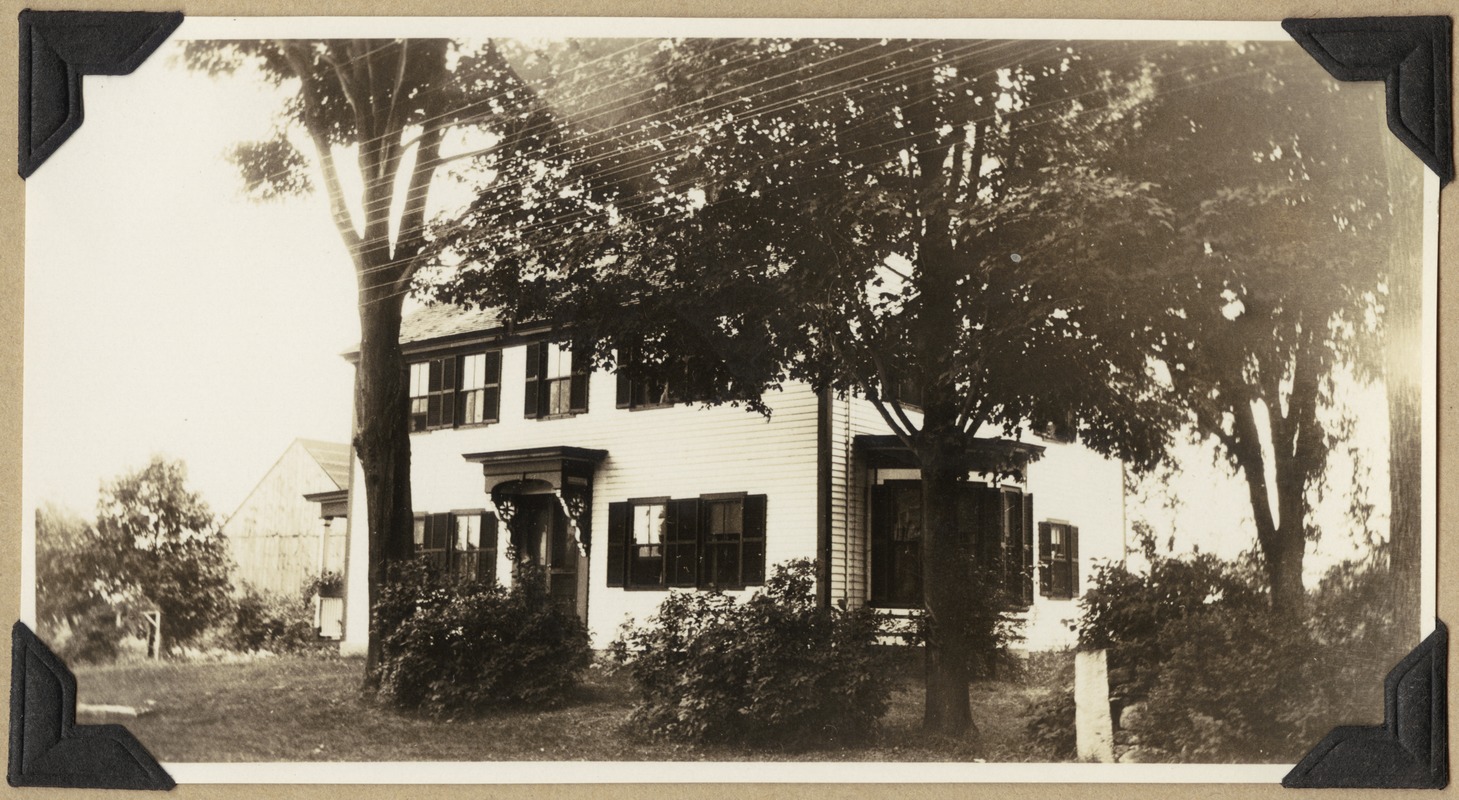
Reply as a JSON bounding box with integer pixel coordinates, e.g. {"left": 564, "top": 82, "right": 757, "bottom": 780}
{"left": 709, "top": 542, "right": 740, "bottom": 586}
{"left": 893, "top": 488, "right": 922, "bottom": 542}
{"left": 455, "top": 514, "right": 479, "bottom": 552}
{"left": 460, "top": 389, "right": 482, "bottom": 424}
{"left": 546, "top": 378, "right": 571, "bottom": 415}
{"left": 461, "top": 354, "right": 485, "bottom": 390}
{"left": 633, "top": 504, "right": 665, "bottom": 546}
{"left": 410, "top": 363, "right": 428, "bottom": 397}
{"left": 546, "top": 344, "right": 572, "bottom": 379}
{"left": 413, "top": 518, "right": 425, "bottom": 547}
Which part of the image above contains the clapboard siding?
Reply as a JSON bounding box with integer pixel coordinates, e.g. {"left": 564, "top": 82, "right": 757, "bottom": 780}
{"left": 835, "top": 394, "right": 1125, "bottom": 650}
{"left": 337, "top": 325, "right": 1127, "bottom": 654}
{"left": 405, "top": 344, "right": 822, "bottom": 647}
{"left": 221, "top": 440, "right": 342, "bottom": 597}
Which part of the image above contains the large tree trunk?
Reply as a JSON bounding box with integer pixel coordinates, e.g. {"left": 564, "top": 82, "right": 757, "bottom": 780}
{"left": 918, "top": 442, "right": 977, "bottom": 737}
{"left": 1382, "top": 130, "right": 1423, "bottom": 638}
{"left": 354, "top": 285, "right": 416, "bottom": 686}
{"left": 1232, "top": 399, "right": 1309, "bottom": 616}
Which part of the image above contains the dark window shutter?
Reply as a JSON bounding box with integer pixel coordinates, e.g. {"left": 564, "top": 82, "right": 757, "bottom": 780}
{"left": 667, "top": 498, "right": 699, "bottom": 587}
{"left": 742, "top": 494, "right": 767, "bottom": 585}
{"left": 434, "top": 513, "right": 451, "bottom": 552}
{"left": 1068, "top": 525, "right": 1080, "bottom": 597}
{"left": 616, "top": 347, "right": 633, "bottom": 408}
{"left": 487, "top": 351, "right": 503, "bottom": 421}
{"left": 971, "top": 485, "right": 1002, "bottom": 573}
{"left": 426, "top": 393, "right": 442, "bottom": 428}
{"left": 616, "top": 371, "right": 632, "bottom": 408}
{"left": 1021, "top": 494, "right": 1035, "bottom": 605}
{"left": 569, "top": 349, "right": 589, "bottom": 413}
{"left": 606, "top": 502, "right": 628, "bottom": 587}
{"left": 523, "top": 342, "right": 543, "bottom": 418}
{"left": 1038, "top": 521, "right": 1052, "bottom": 597}
{"left": 483, "top": 513, "right": 499, "bottom": 584}
{"left": 440, "top": 357, "right": 457, "bottom": 428}
{"left": 870, "top": 484, "right": 893, "bottom": 603}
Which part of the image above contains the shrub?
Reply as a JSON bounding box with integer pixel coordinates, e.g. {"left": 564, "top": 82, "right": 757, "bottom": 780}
{"left": 1083, "top": 532, "right": 1412, "bottom": 763}
{"left": 374, "top": 557, "right": 592, "bottom": 716}
{"left": 898, "top": 574, "right": 1026, "bottom": 681}
{"left": 55, "top": 603, "right": 125, "bottom": 665}
{"left": 1130, "top": 606, "right": 1318, "bottom": 762}
{"left": 610, "top": 559, "right": 891, "bottom": 748}
{"left": 1021, "top": 648, "right": 1076, "bottom": 760}
{"left": 225, "top": 587, "right": 318, "bottom": 654}
{"left": 1078, "top": 536, "right": 1264, "bottom": 702}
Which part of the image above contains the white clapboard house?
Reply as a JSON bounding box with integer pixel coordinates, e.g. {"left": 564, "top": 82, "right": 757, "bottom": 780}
{"left": 336, "top": 304, "right": 1126, "bottom": 653}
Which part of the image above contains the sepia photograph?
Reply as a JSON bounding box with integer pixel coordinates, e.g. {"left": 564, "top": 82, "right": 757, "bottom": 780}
{"left": 17, "top": 15, "right": 1439, "bottom": 782}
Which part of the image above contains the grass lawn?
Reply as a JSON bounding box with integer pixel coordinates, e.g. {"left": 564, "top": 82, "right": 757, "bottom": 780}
{"left": 74, "top": 652, "right": 1061, "bottom": 763}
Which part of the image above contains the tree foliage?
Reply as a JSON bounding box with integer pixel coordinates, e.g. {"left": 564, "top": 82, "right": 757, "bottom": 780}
{"left": 1132, "top": 42, "right": 1424, "bottom": 612}
{"left": 34, "top": 502, "right": 104, "bottom": 642}
{"left": 92, "top": 456, "right": 234, "bottom": 648}
{"left": 433, "top": 37, "right": 1187, "bottom": 735}
{"left": 179, "top": 38, "right": 596, "bottom": 679}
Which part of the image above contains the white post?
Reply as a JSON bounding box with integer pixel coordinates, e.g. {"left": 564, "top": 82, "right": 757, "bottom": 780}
{"left": 1074, "top": 649, "right": 1115, "bottom": 763}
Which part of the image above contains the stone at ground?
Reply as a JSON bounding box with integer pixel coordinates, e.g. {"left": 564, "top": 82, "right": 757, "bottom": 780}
{"left": 1120, "top": 701, "right": 1148, "bottom": 732}
{"left": 1118, "top": 745, "right": 1168, "bottom": 763}
{"left": 1074, "top": 649, "right": 1115, "bottom": 762}
{"left": 77, "top": 703, "right": 148, "bottom": 717}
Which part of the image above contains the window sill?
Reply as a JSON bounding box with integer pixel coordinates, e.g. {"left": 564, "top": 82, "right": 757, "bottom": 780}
{"left": 531, "top": 411, "right": 587, "bottom": 421}
{"left": 411, "top": 421, "right": 498, "bottom": 434}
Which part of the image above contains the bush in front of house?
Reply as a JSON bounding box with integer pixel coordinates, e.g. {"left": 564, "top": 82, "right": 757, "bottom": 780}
{"left": 1126, "top": 604, "right": 1322, "bottom": 762}
{"left": 1079, "top": 526, "right": 1413, "bottom": 763}
{"left": 1078, "top": 530, "right": 1266, "bottom": 703}
{"left": 610, "top": 559, "right": 891, "bottom": 748}
{"left": 225, "top": 587, "right": 319, "bottom": 654}
{"left": 373, "top": 557, "right": 593, "bottom": 716}
{"left": 1021, "top": 648, "right": 1076, "bottom": 760}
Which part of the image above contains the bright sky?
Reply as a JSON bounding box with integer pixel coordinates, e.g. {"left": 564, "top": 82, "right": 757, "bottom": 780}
{"left": 21, "top": 33, "right": 1405, "bottom": 586}
{"left": 24, "top": 44, "right": 358, "bottom": 521}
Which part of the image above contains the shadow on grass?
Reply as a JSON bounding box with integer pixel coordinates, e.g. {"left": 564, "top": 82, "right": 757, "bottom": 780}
{"left": 72, "top": 652, "right": 1063, "bottom": 763}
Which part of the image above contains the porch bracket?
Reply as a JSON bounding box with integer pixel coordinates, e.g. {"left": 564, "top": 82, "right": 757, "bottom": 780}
{"left": 7, "top": 621, "right": 175, "bottom": 790}
{"left": 553, "top": 488, "right": 591, "bottom": 557}
{"left": 1283, "top": 619, "right": 1447, "bottom": 788}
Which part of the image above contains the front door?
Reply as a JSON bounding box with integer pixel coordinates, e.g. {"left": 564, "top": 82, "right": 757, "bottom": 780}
{"left": 511, "top": 494, "right": 583, "bottom": 620}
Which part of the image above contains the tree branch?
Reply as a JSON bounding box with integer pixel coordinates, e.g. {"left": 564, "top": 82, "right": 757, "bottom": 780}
{"left": 279, "top": 42, "right": 363, "bottom": 260}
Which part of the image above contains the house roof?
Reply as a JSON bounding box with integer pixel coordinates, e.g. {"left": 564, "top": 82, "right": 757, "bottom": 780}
{"left": 298, "top": 439, "right": 351, "bottom": 491}
{"left": 399, "top": 303, "right": 503, "bottom": 345}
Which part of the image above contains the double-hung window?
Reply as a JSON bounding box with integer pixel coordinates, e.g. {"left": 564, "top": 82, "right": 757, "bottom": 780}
{"left": 871, "top": 482, "right": 1033, "bottom": 609}
{"left": 413, "top": 511, "right": 499, "bottom": 582}
{"left": 408, "top": 350, "right": 502, "bottom": 432}
{"left": 458, "top": 352, "right": 502, "bottom": 426}
{"left": 1038, "top": 521, "right": 1079, "bottom": 600}
{"left": 607, "top": 494, "right": 767, "bottom": 590}
{"left": 524, "top": 342, "right": 589, "bottom": 418}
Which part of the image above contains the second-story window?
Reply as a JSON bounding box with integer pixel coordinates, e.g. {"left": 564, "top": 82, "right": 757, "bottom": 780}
{"left": 615, "top": 345, "right": 717, "bottom": 410}
{"left": 409, "top": 351, "right": 502, "bottom": 432}
{"left": 524, "top": 342, "right": 588, "bottom": 418}
{"left": 458, "top": 352, "right": 502, "bottom": 426}
{"left": 409, "top": 357, "right": 456, "bottom": 432}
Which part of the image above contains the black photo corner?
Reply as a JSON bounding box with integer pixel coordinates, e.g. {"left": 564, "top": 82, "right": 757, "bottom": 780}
{"left": 7, "top": 8, "right": 1455, "bottom": 790}
{"left": 8, "top": 622, "right": 174, "bottom": 790}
